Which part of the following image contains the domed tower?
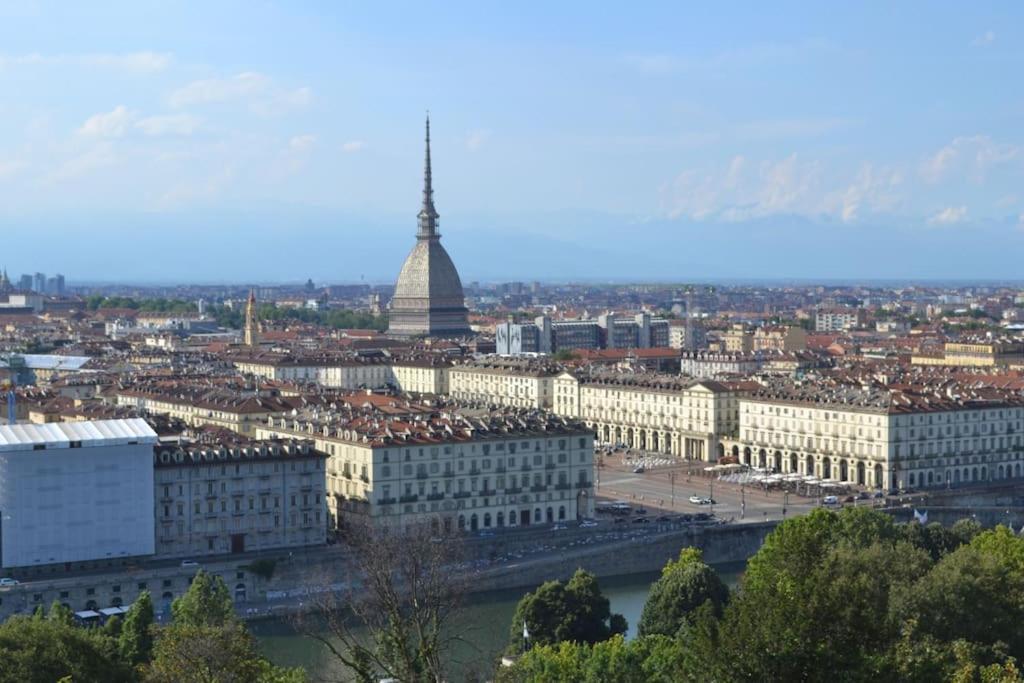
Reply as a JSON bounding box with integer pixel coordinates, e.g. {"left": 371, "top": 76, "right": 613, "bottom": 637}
{"left": 388, "top": 116, "right": 471, "bottom": 338}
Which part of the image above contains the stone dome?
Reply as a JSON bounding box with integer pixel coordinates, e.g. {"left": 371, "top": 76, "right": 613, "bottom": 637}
{"left": 392, "top": 238, "right": 466, "bottom": 307}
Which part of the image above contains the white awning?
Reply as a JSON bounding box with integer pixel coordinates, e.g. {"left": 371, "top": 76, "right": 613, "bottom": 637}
{"left": 0, "top": 418, "right": 158, "bottom": 452}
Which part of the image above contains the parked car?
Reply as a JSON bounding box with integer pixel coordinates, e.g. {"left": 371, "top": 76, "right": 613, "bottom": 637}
{"left": 822, "top": 495, "right": 840, "bottom": 507}
{"left": 551, "top": 523, "right": 567, "bottom": 531}
{"left": 872, "top": 490, "right": 885, "bottom": 499}
{"left": 632, "top": 517, "right": 650, "bottom": 524}
{"left": 579, "top": 520, "right": 599, "bottom": 528}
{"left": 613, "top": 517, "right": 627, "bottom": 524}
{"left": 632, "top": 466, "right": 645, "bottom": 474}
{"left": 688, "top": 495, "right": 705, "bottom": 504}
{"left": 180, "top": 559, "right": 199, "bottom": 568}
{"left": 635, "top": 507, "right": 648, "bottom": 515}
{"left": 856, "top": 491, "right": 870, "bottom": 500}
{"left": 843, "top": 495, "right": 856, "bottom": 503}
{"left": 0, "top": 578, "right": 18, "bottom": 587}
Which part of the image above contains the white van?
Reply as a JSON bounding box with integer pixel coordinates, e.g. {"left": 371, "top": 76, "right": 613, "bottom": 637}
{"left": 822, "top": 495, "right": 840, "bottom": 507}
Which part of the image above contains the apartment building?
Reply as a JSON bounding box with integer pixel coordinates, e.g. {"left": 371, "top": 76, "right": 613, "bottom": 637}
{"left": 256, "top": 408, "right": 595, "bottom": 532}
{"left": 815, "top": 308, "right": 865, "bottom": 332}
{"left": 389, "top": 355, "right": 452, "bottom": 394}
{"left": 153, "top": 437, "right": 327, "bottom": 558}
{"left": 737, "top": 380, "right": 1024, "bottom": 491}
{"left": 448, "top": 357, "right": 562, "bottom": 409}
{"left": 680, "top": 350, "right": 762, "bottom": 378}
{"left": 114, "top": 383, "right": 303, "bottom": 436}
{"left": 553, "top": 371, "right": 743, "bottom": 460}
{"left": 753, "top": 325, "right": 807, "bottom": 352}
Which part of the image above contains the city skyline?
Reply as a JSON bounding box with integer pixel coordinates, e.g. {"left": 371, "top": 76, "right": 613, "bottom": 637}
{"left": 1, "top": 2, "right": 1022, "bottom": 280}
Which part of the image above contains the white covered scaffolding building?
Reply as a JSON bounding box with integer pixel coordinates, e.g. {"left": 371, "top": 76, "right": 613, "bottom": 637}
{"left": 0, "top": 418, "right": 157, "bottom": 571}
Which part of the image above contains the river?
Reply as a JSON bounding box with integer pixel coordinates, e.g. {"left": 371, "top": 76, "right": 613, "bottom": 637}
{"left": 252, "top": 563, "right": 744, "bottom": 680}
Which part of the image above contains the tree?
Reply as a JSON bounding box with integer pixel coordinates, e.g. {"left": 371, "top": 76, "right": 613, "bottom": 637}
{"left": 495, "top": 634, "right": 686, "bottom": 683}
{"left": 145, "top": 622, "right": 304, "bottom": 683}
{"left": 638, "top": 548, "right": 728, "bottom": 637}
{"left": 295, "top": 520, "right": 467, "bottom": 683}
{"left": 47, "top": 599, "right": 74, "bottom": 627}
{"left": 171, "top": 570, "right": 236, "bottom": 627}
{"left": 711, "top": 508, "right": 930, "bottom": 682}
{"left": 509, "top": 569, "right": 627, "bottom": 651}
{"left": 120, "top": 590, "right": 155, "bottom": 666}
{"left": 0, "top": 615, "right": 132, "bottom": 683}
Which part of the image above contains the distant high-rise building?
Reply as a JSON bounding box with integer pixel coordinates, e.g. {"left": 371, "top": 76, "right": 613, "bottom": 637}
{"left": 17, "top": 275, "right": 32, "bottom": 291}
{"left": 0, "top": 268, "right": 10, "bottom": 293}
{"left": 388, "top": 117, "right": 471, "bottom": 338}
{"left": 32, "top": 273, "right": 45, "bottom": 293}
{"left": 54, "top": 274, "right": 65, "bottom": 296}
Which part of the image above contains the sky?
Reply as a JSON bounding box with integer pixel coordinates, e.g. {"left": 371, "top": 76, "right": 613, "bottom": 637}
{"left": 0, "top": 2, "right": 1022, "bottom": 284}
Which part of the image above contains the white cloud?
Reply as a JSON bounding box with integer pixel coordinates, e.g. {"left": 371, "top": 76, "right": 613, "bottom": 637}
{"left": 466, "top": 129, "right": 491, "bottom": 151}
{"left": 927, "top": 206, "right": 968, "bottom": 225}
{"left": 341, "top": 140, "right": 366, "bottom": 153}
{"left": 921, "top": 135, "right": 1020, "bottom": 183}
{"left": 0, "top": 52, "right": 171, "bottom": 72}
{"left": 135, "top": 114, "right": 201, "bottom": 136}
{"left": 78, "top": 106, "right": 136, "bottom": 138}
{"left": 288, "top": 134, "right": 316, "bottom": 152}
{"left": 50, "top": 143, "right": 118, "bottom": 182}
{"left": 972, "top": 30, "right": 996, "bottom": 47}
{"left": 0, "top": 160, "right": 25, "bottom": 179}
{"left": 663, "top": 153, "right": 824, "bottom": 221}
{"left": 169, "top": 72, "right": 311, "bottom": 115}
{"left": 834, "top": 163, "right": 903, "bottom": 222}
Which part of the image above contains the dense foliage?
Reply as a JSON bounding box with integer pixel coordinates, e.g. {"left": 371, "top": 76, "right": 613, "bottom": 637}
{"left": 499, "top": 509, "right": 1024, "bottom": 682}
{"left": 0, "top": 570, "right": 302, "bottom": 683}
{"left": 508, "top": 569, "right": 627, "bottom": 652}
{"left": 82, "top": 295, "right": 387, "bottom": 331}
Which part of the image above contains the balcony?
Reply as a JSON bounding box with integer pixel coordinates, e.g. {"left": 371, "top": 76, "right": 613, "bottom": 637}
{"left": 530, "top": 485, "right": 548, "bottom": 493}
{"left": 504, "top": 487, "right": 522, "bottom": 494}
{"left": 520, "top": 465, "right": 532, "bottom": 472}
{"left": 442, "top": 470, "right": 455, "bottom": 478}
{"left": 554, "top": 483, "right": 571, "bottom": 491}
{"left": 399, "top": 494, "right": 419, "bottom": 504}
{"left": 416, "top": 472, "right": 429, "bottom": 480}
{"left": 544, "top": 463, "right": 556, "bottom": 470}
{"left": 469, "top": 468, "right": 481, "bottom": 476}
{"left": 426, "top": 493, "right": 445, "bottom": 501}
{"left": 575, "top": 481, "right": 592, "bottom": 489}
{"left": 378, "top": 497, "right": 397, "bottom": 505}
{"left": 452, "top": 491, "right": 472, "bottom": 499}
{"left": 480, "top": 489, "right": 497, "bottom": 497}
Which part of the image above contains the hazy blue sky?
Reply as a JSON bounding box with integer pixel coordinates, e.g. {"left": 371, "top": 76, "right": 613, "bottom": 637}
{"left": 0, "top": 2, "right": 1022, "bottom": 283}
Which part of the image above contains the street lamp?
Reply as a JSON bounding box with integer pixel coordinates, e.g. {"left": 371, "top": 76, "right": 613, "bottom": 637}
{"left": 670, "top": 471, "right": 676, "bottom": 508}
{"left": 740, "top": 484, "right": 746, "bottom": 520}
{"left": 783, "top": 491, "right": 789, "bottom": 517}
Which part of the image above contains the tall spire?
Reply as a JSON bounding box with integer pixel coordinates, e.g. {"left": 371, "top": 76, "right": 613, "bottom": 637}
{"left": 417, "top": 113, "right": 439, "bottom": 239}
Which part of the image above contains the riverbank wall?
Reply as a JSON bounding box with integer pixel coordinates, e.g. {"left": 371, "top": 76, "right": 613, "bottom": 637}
{"left": 469, "top": 521, "right": 778, "bottom": 594}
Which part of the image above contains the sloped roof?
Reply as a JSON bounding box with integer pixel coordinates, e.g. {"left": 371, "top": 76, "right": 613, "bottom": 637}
{"left": 0, "top": 417, "right": 157, "bottom": 451}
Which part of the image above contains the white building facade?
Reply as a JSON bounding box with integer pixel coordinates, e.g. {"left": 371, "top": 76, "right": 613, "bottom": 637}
{"left": 0, "top": 419, "right": 157, "bottom": 570}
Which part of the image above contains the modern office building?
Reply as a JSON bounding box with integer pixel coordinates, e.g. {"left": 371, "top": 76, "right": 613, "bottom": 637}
{"left": 495, "top": 313, "right": 669, "bottom": 355}
{"left": 0, "top": 418, "right": 157, "bottom": 570}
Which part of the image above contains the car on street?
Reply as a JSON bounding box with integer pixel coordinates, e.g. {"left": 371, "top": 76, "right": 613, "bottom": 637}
{"left": 632, "top": 466, "right": 645, "bottom": 474}
{"left": 656, "top": 515, "right": 672, "bottom": 522}
{"left": 551, "top": 523, "right": 567, "bottom": 531}
{"left": 872, "top": 490, "right": 885, "bottom": 499}
{"left": 856, "top": 491, "right": 870, "bottom": 500}
{"left": 0, "top": 578, "right": 18, "bottom": 587}
{"left": 635, "top": 507, "right": 648, "bottom": 515}
{"left": 478, "top": 530, "right": 495, "bottom": 538}
{"left": 613, "top": 517, "right": 627, "bottom": 524}
{"left": 822, "top": 495, "right": 840, "bottom": 507}
{"left": 688, "top": 495, "right": 704, "bottom": 504}
{"left": 632, "top": 517, "right": 650, "bottom": 524}
{"left": 180, "top": 559, "right": 200, "bottom": 568}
